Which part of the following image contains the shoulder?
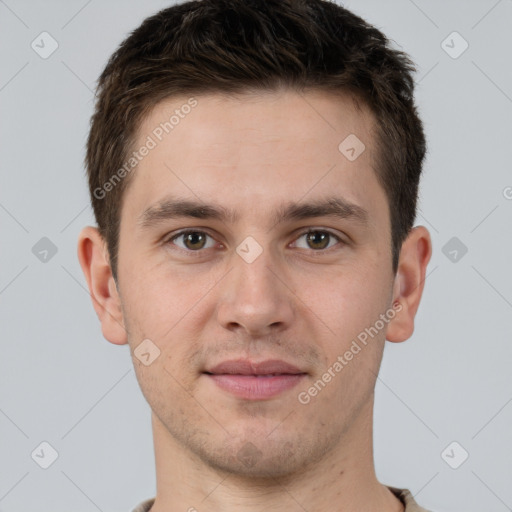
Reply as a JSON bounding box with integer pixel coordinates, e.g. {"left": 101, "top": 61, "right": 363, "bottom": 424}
{"left": 131, "top": 497, "right": 155, "bottom": 512}
{"left": 387, "top": 486, "right": 433, "bottom": 512}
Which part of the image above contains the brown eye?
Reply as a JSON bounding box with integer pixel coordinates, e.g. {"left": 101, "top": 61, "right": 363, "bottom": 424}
{"left": 183, "top": 232, "right": 206, "bottom": 250}
{"left": 293, "top": 230, "right": 342, "bottom": 251}
{"left": 305, "top": 231, "right": 330, "bottom": 250}
{"left": 169, "top": 231, "right": 215, "bottom": 251}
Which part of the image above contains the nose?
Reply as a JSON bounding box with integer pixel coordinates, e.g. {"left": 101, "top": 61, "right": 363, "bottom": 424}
{"left": 216, "top": 243, "right": 295, "bottom": 337}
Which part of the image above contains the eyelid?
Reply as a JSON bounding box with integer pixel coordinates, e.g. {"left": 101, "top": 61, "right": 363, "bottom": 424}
{"left": 165, "top": 228, "right": 219, "bottom": 251}
{"left": 289, "top": 228, "right": 345, "bottom": 250}
{"left": 164, "top": 227, "right": 346, "bottom": 254}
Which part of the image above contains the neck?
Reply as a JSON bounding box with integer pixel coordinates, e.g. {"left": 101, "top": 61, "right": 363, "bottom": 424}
{"left": 148, "top": 400, "right": 404, "bottom": 512}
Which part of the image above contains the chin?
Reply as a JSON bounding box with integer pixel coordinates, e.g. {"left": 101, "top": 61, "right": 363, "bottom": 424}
{"left": 200, "top": 446, "right": 300, "bottom": 479}
{"left": 192, "top": 432, "right": 328, "bottom": 481}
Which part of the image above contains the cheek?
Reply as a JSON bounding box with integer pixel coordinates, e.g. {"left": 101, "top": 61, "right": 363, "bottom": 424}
{"left": 119, "top": 255, "right": 220, "bottom": 343}
{"left": 305, "top": 267, "right": 390, "bottom": 404}
{"left": 299, "top": 262, "right": 388, "bottom": 339}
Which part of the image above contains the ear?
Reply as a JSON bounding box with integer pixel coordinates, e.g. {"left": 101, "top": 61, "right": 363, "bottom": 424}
{"left": 386, "top": 225, "right": 432, "bottom": 343}
{"left": 77, "top": 226, "right": 128, "bottom": 345}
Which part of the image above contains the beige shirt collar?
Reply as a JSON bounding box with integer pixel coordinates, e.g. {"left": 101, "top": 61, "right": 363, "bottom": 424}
{"left": 132, "top": 486, "right": 432, "bottom": 512}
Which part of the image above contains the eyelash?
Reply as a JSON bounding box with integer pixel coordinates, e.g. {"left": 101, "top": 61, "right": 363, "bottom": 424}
{"left": 164, "top": 228, "right": 345, "bottom": 256}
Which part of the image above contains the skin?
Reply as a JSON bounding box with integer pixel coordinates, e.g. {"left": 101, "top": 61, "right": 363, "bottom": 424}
{"left": 78, "top": 89, "right": 431, "bottom": 512}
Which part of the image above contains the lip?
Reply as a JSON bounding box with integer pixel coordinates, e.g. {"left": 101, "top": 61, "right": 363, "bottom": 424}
{"left": 206, "top": 359, "right": 304, "bottom": 375}
{"left": 203, "top": 359, "right": 307, "bottom": 400}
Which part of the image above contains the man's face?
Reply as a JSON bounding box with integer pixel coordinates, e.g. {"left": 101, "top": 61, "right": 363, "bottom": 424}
{"left": 116, "top": 89, "right": 396, "bottom": 477}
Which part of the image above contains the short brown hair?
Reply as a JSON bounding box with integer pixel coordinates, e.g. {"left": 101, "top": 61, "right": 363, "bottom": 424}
{"left": 86, "top": 0, "right": 426, "bottom": 281}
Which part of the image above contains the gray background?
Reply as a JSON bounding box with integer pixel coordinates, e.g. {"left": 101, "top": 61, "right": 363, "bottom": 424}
{"left": 1, "top": 1, "right": 511, "bottom": 511}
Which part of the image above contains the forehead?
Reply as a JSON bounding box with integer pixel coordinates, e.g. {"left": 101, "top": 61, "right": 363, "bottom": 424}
{"left": 122, "top": 89, "right": 386, "bottom": 228}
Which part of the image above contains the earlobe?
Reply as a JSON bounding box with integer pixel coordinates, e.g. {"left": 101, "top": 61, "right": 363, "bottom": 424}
{"left": 77, "top": 226, "right": 128, "bottom": 345}
{"left": 386, "top": 225, "right": 432, "bottom": 343}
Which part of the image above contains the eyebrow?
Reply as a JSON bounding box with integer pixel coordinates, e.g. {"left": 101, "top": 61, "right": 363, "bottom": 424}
{"left": 138, "top": 196, "right": 370, "bottom": 230}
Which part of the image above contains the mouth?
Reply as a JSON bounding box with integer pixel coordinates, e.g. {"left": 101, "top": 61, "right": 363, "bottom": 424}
{"left": 203, "top": 359, "right": 308, "bottom": 400}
